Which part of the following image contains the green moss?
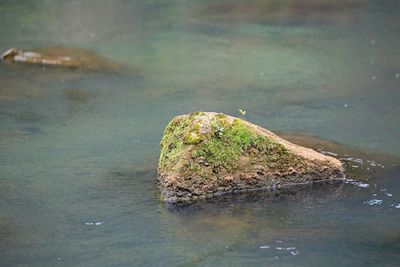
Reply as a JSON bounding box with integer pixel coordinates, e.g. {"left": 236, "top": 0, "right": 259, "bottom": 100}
{"left": 215, "top": 113, "right": 228, "bottom": 120}
{"left": 183, "top": 123, "right": 204, "bottom": 144}
{"left": 188, "top": 162, "right": 202, "bottom": 172}
{"left": 159, "top": 112, "right": 295, "bottom": 173}
{"left": 159, "top": 112, "right": 206, "bottom": 171}
{"left": 195, "top": 117, "right": 283, "bottom": 169}
{"left": 159, "top": 118, "right": 183, "bottom": 170}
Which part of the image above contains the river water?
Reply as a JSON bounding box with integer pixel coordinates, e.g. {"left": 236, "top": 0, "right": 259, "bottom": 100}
{"left": 0, "top": 0, "right": 399, "bottom": 266}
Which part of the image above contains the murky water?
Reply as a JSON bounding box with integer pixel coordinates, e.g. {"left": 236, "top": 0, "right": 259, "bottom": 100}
{"left": 0, "top": 0, "right": 399, "bottom": 266}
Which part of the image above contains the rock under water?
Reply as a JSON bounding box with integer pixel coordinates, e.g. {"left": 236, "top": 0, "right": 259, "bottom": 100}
{"left": 158, "top": 112, "right": 344, "bottom": 202}
{"left": 1, "top": 47, "right": 122, "bottom": 71}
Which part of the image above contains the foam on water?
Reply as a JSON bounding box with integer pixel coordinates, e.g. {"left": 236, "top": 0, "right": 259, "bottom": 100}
{"left": 85, "top": 221, "right": 105, "bottom": 226}
{"left": 364, "top": 199, "right": 383, "bottom": 206}
{"left": 344, "top": 179, "right": 370, "bottom": 188}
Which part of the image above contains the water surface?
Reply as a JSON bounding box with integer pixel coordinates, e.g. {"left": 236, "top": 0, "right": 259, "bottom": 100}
{"left": 0, "top": 0, "right": 399, "bottom": 266}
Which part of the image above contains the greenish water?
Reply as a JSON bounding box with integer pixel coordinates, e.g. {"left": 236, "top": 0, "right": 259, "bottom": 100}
{"left": 0, "top": 0, "right": 399, "bottom": 266}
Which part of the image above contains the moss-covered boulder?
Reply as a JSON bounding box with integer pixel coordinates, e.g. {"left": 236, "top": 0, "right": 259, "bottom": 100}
{"left": 158, "top": 112, "right": 344, "bottom": 202}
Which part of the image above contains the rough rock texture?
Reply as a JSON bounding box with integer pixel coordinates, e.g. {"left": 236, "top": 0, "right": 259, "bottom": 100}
{"left": 158, "top": 112, "right": 344, "bottom": 202}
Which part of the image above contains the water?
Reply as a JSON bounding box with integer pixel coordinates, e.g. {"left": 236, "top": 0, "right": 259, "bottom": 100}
{"left": 0, "top": 0, "right": 399, "bottom": 266}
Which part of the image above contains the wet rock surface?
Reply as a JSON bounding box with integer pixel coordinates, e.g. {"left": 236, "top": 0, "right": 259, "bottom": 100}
{"left": 1, "top": 47, "right": 122, "bottom": 71}
{"left": 158, "top": 112, "right": 344, "bottom": 202}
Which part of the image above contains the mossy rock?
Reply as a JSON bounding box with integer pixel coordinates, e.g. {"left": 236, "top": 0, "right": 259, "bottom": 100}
{"left": 158, "top": 112, "right": 344, "bottom": 202}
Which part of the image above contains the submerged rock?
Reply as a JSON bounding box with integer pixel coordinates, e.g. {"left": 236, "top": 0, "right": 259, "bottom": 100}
{"left": 1, "top": 47, "right": 121, "bottom": 71}
{"left": 158, "top": 112, "right": 344, "bottom": 202}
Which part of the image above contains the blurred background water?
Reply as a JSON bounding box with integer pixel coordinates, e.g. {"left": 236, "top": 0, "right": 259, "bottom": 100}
{"left": 0, "top": 0, "right": 399, "bottom": 266}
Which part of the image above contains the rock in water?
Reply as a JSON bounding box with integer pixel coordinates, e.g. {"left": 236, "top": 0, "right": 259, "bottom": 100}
{"left": 158, "top": 112, "right": 344, "bottom": 202}
{"left": 1, "top": 47, "right": 121, "bottom": 71}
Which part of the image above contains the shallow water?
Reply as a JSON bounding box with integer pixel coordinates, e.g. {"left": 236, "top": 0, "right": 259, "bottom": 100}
{"left": 0, "top": 0, "right": 399, "bottom": 266}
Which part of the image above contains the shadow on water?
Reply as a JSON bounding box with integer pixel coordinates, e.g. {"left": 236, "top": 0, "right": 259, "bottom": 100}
{"left": 158, "top": 165, "right": 400, "bottom": 266}
{"left": 0, "top": 64, "right": 89, "bottom": 103}
{"left": 159, "top": 176, "right": 400, "bottom": 265}
{"left": 155, "top": 133, "right": 400, "bottom": 265}
{"left": 0, "top": 46, "right": 142, "bottom": 104}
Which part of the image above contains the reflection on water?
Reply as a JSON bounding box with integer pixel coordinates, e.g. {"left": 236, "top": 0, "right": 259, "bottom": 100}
{"left": 161, "top": 178, "right": 400, "bottom": 266}
{"left": 0, "top": 0, "right": 400, "bottom": 266}
{"left": 194, "top": 0, "right": 366, "bottom": 25}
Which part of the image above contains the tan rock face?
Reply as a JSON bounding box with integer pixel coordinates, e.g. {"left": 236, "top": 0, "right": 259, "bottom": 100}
{"left": 158, "top": 112, "right": 344, "bottom": 202}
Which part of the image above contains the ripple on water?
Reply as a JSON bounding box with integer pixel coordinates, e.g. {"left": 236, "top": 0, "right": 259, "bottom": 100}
{"left": 344, "top": 179, "right": 370, "bottom": 188}
{"left": 364, "top": 199, "right": 383, "bottom": 206}
{"left": 85, "top": 221, "right": 105, "bottom": 226}
{"left": 258, "top": 240, "right": 300, "bottom": 258}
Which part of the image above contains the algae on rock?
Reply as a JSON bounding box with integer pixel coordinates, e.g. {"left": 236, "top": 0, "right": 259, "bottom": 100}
{"left": 158, "top": 112, "right": 344, "bottom": 202}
